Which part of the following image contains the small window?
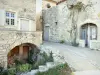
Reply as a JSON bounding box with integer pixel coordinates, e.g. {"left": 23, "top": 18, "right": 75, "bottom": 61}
{"left": 5, "top": 11, "right": 15, "bottom": 25}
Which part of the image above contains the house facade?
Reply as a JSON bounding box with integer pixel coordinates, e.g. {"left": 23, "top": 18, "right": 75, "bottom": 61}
{"left": 0, "top": 0, "right": 42, "bottom": 68}
{"left": 43, "top": 0, "right": 100, "bottom": 49}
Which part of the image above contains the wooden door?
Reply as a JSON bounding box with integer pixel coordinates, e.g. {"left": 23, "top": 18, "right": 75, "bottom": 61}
{"left": 23, "top": 46, "right": 29, "bottom": 59}
{"left": 44, "top": 26, "right": 49, "bottom": 41}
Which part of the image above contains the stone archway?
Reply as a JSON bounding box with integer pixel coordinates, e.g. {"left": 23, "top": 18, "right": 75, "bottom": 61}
{"left": 7, "top": 43, "right": 39, "bottom": 68}
{"left": 0, "top": 30, "right": 42, "bottom": 69}
{"left": 80, "top": 23, "right": 97, "bottom": 47}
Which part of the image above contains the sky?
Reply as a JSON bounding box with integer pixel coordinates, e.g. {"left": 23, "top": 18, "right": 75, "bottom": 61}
{"left": 36, "top": 0, "right": 42, "bottom": 13}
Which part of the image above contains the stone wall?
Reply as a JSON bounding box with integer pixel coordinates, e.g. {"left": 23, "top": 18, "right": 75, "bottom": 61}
{"left": 0, "top": 0, "right": 36, "bottom": 20}
{"left": 43, "top": 0, "right": 100, "bottom": 49}
{"left": 43, "top": 2, "right": 74, "bottom": 43}
{"left": 0, "top": 0, "right": 43, "bottom": 68}
{"left": 0, "top": 30, "right": 42, "bottom": 68}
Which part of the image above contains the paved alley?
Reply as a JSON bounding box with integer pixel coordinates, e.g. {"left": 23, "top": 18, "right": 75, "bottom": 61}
{"left": 41, "top": 42, "right": 100, "bottom": 75}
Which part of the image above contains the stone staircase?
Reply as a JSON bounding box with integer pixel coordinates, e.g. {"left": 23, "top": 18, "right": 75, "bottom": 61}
{"left": 21, "top": 62, "right": 56, "bottom": 75}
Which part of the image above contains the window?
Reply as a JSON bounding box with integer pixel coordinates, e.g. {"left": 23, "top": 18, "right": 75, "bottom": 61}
{"left": 5, "top": 11, "right": 15, "bottom": 25}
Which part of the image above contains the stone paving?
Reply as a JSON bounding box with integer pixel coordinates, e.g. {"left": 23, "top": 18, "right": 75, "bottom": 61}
{"left": 73, "top": 70, "right": 100, "bottom": 75}
{"left": 41, "top": 41, "right": 100, "bottom": 75}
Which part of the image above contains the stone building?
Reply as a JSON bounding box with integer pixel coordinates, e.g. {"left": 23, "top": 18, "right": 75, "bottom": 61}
{"left": 0, "top": 0, "right": 42, "bottom": 68}
{"left": 36, "top": 0, "right": 42, "bottom": 31}
{"left": 43, "top": 0, "right": 100, "bottom": 49}
{"left": 42, "top": 0, "right": 57, "bottom": 10}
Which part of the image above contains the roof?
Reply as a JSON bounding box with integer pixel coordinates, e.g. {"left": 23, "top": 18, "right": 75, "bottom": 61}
{"left": 43, "top": 0, "right": 66, "bottom": 4}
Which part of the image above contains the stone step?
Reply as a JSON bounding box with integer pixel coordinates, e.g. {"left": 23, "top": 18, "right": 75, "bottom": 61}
{"left": 30, "top": 69, "right": 39, "bottom": 75}
{"left": 46, "top": 62, "right": 55, "bottom": 68}
{"left": 73, "top": 70, "right": 100, "bottom": 75}
{"left": 21, "top": 70, "right": 39, "bottom": 75}
{"left": 39, "top": 65, "right": 49, "bottom": 72}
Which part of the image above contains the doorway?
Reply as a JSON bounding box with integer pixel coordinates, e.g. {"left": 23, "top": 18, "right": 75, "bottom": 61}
{"left": 81, "top": 23, "right": 97, "bottom": 47}
{"left": 44, "top": 26, "right": 49, "bottom": 41}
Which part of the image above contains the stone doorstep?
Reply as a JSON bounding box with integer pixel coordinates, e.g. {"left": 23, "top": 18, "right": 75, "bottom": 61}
{"left": 73, "top": 70, "right": 100, "bottom": 75}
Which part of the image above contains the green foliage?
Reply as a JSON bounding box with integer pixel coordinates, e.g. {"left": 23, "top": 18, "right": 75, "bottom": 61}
{"left": 60, "top": 40, "right": 65, "bottom": 44}
{"left": 16, "top": 64, "right": 32, "bottom": 73}
{"left": 74, "top": 2, "right": 84, "bottom": 11}
{"left": 68, "top": 2, "right": 85, "bottom": 11}
{"left": 32, "top": 51, "right": 54, "bottom": 69}
{"left": 15, "top": 59, "right": 23, "bottom": 66}
{"left": 8, "top": 68, "right": 16, "bottom": 75}
{"left": 33, "top": 52, "right": 47, "bottom": 69}
{"left": 28, "top": 49, "right": 34, "bottom": 64}
{"left": 0, "top": 66, "right": 3, "bottom": 73}
{"left": 47, "top": 51, "right": 54, "bottom": 62}
{"left": 47, "top": 3, "right": 51, "bottom": 8}
{"left": 1, "top": 70, "right": 8, "bottom": 75}
{"left": 33, "top": 59, "right": 45, "bottom": 69}
{"left": 28, "top": 48, "right": 40, "bottom": 64}
{"left": 40, "top": 51, "right": 54, "bottom": 64}
{"left": 72, "top": 42, "right": 79, "bottom": 47}
{"left": 41, "top": 52, "right": 49, "bottom": 63}
{"left": 36, "top": 63, "right": 72, "bottom": 75}
{"left": 0, "top": 67, "right": 8, "bottom": 75}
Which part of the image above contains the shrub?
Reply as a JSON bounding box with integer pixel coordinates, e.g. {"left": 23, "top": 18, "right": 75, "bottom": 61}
{"left": 32, "top": 51, "right": 54, "bottom": 69}
{"left": 0, "top": 67, "right": 8, "bottom": 75}
{"left": 36, "top": 63, "right": 72, "bottom": 75}
{"left": 2, "top": 70, "right": 8, "bottom": 75}
{"left": 47, "top": 3, "right": 51, "bottom": 8}
{"left": 60, "top": 40, "right": 65, "bottom": 44}
{"left": 15, "top": 59, "right": 23, "bottom": 66}
{"left": 33, "top": 56, "right": 46, "bottom": 69}
{"left": 8, "top": 68, "right": 16, "bottom": 75}
{"left": 72, "top": 43, "right": 79, "bottom": 47}
{"left": 28, "top": 49, "right": 34, "bottom": 64}
{"left": 47, "top": 51, "right": 54, "bottom": 62}
{"left": 16, "top": 64, "right": 32, "bottom": 73}
{"left": 41, "top": 52, "right": 49, "bottom": 63}
{"left": 0, "top": 66, "right": 3, "bottom": 72}
{"left": 28, "top": 48, "right": 40, "bottom": 64}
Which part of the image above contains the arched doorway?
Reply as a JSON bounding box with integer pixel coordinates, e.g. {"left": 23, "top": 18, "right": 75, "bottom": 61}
{"left": 7, "top": 43, "right": 39, "bottom": 67}
{"left": 80, "top": 23, "right": 97, "bottom": 47}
